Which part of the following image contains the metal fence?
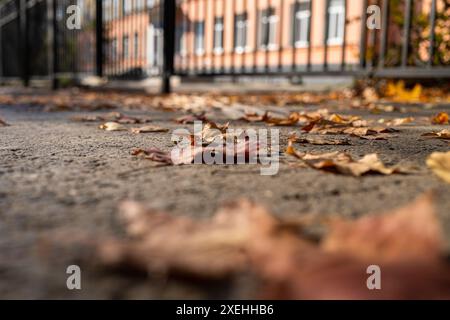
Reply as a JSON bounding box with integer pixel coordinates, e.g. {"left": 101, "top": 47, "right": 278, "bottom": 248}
{"left": 0, "top": 0, "right": 449, "bottom": 92}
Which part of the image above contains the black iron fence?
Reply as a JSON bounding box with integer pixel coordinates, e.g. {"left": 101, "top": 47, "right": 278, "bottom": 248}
{"left": 0, "top": 0, "right": 449, "bottom": 92}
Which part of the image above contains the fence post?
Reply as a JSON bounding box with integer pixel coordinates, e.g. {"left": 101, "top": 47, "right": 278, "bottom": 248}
{"left": 47, "top": 0, "right": 58, "bottom": 89}
{"left": 96, "top": 0, "right": 103, "bottom": 77}
{"left": 0, "top": 7, "right": 3, "bottom": 85}
{"left": 162, "top": 0, "right": 176, "bottom": 94}
{"left": 19, "top": 0, "right": 29, "bottom": 86}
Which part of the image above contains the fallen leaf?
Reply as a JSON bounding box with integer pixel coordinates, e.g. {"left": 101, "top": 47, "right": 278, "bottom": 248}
{"left": 286, "top": 142, "right": 408, "bottom": 176}
{"left": 322, "top": 193, "right": 443, "bottom": 261}
{"left": 132, "top": 148, "right": 174, "bottom": 165}
{"left": 382, "top": 117, "right": 415, "bottom": 126}
{"left": 0, "top": 117, "right": 9, "bottom": 126}
{"left": 422, "top": 129, "right": 450, "bottom": 140}
{"left": 385, "top": 81, "right": 422, "bottom": 102}
{"left": 174, "top": 113, "right": 208, "bottom": 124}
{"left": 426, "top": 151, "right": 450, "bottom": 184}
{"left": 46, "top": 193, "right": 450, "bottom": 299}
{"left": 290, "top": 134, "right": 350, "bottom": 146}
{"left": 432, "top": 112, "right": 449, "bottom": 125}
{"left": 99, "top": 122, "right": 127, "bottom": 131}
{"left": 130, "top": 126, "right": 169, "bottom": 134}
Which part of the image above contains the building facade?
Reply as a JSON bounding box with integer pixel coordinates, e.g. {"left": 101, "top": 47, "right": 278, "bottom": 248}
{"left": 101, "top": 0, "right": 446, "bottom": 78}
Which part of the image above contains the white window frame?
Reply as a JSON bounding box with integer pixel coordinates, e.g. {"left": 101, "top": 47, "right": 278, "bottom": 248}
{"left": 103, "top": 0, "right": 112, "bottom": 22}
{"left": 213, "top": 17, "right": 224, "bottom": 55}
{"left": 124, "top": 0, "right": 133, "bottom": 15}
{"left": 259, "top": 8, "right": 278, "bottom": 51}
{"left": 123, "top": 35, "right": 129, "bottom": 59}
{"left": 327, "top": 0, "right": 345, "bottom": 45}
{"left": 194, "top": 21, "right": 205, "bottom": 56}
{"left": 234, "top": 13, "right": 249, "bottom": 54}
{"left": 294, "top": 1, "right": 311, "bottom": 48}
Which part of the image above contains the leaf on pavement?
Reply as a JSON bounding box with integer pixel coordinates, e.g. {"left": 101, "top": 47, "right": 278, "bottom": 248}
{"left": 322, "top": 193, "right": 444, "bottom": 261}
{"left": 422, "top": 129, "right": 450, "bottom": 140}
{"left": 99, "top": 122, "right": 127, "bottom": 131}
{"left": 83, "top": 193, "right": 450, "bottom": 299}
{"left": 289, "top": 134, "right": 350, "bottom": 146}
{"left": 132, "top": 148, "right": 174, "bottom": 165}
{"left": 174, "top": 113, "right": 208, "bottom": 124}
{"left": 0, "top": 117, "right": 9, "bottom": 126}
{"left": 432, "top": 112, "right": 449, "bottom": 125}
{"left": 426, "top": 151, "right": 450, "bottom": 184}
{"left": 286, "top": 142, "right": 408, "bottom": 176}
{"left": 130, "top": 126, "right": 169, "bottom": 134}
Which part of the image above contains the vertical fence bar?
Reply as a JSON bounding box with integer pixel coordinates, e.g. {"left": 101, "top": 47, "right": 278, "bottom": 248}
{"left": 96, "top": 0, "right": 103, "bottom": 77}
{"left": 19, "top": 0, "right": 29, "bottom": 86}
{"left": 0, "top": 6, "right": 3, "bottom": 84}
{"left": 306, "top": 0, "right": 312, "bottom": 71}
{"left": 401, "top": 0, "right": 412, "bottom": 67}
{"left": 277, "top": 0, "right": 283, "bottom": 72}
{"left": 428, "top": 0, "right": 436, "bottom": 67}
{"left": 162, "top": 0, "right": 175, "bottom": 93}
{"left": 359, "top": 0, "right": 368, "bottom": 68}
{"left": 340, "top": 0, "right": 347, "bottom": 70}
{"left": 378, "top": 0, "right": 389, "bottom": 68}
{"left": 323, "top": 0, "right": 329, "bottom": 71}
{"left": 291, "top": 0, "right": 297, "bottom": 71}
{"left": 47, "top": 0, "right": 58, "bottom": 88}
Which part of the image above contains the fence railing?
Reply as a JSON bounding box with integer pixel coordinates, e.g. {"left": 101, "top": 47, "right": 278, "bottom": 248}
{"left": 1, "top": 0, "right": 449, "bottom": 93}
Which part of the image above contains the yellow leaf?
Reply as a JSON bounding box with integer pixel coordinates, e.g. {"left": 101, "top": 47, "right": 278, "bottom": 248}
{"left": 427, "top": 151, "right": 450, "bottom": 184}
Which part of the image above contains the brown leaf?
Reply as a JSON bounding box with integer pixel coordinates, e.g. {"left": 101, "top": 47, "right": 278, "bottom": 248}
{"left": 290, "top": 134, "right": 350, "bottom": 146}
{"left": 422, "top": 129, "right": 450, "bottom": 140}
{"left": 0, "top": 117, "right": 9, "bottom": 126}
{"left": 99, "top": 122, "right": 127, "bottom": 131}
{"left": 130, "top": 126, "right": 169, "bottom": 134}
{"left": 286, "top": 142, "right": 408, "bottom": 176}
{"left": 131, "top": 148, "right": 174, "bottom": 165}
{"left": 426, "top": 151, "right": 450, "bottom": 184}
{"left": 322, "top": 193, "right": 444, "bottom": 261}
{"left": 174, "top": 113, "right": 208, "bottom": 124}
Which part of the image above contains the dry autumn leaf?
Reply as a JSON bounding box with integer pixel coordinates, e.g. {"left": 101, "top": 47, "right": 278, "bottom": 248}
{"left": 46, "top": 193, "right": 450, "bottom": 299}
{"left": 286, "top": 142, "right": 409, "bottom": 176}
{"left": 99, "top": 122, "right": 127, "bottom": 131}
{"left": 130, "top": 126, "right": 169, "bottom": 134}
{"left": 426, "top": 151, "right": 450, "bottom": 184}
{"left": 432, "top": 112, "right": 449, "bottom": 125}
{"left": 422, "top": 129, "right": 450, "bottom": 140}
{"left": 289, "top": 134, "right": 350, "bottom": 146}
{"left": 0, "top": 117, "right": 9, "bottom": 126}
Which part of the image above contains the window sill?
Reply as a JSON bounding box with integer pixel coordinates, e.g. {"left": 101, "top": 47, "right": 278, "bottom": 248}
{"left": 213, "top": 48, "right": 224, "bottom": 55}
{"left": 294, "top": 42, "right": 310, "bottom": 48}
{"left": 234, "top": 46, "right": 252, "bottom": 54}
{"left": 327, "top": 39, "right": 344, "bottom": 46}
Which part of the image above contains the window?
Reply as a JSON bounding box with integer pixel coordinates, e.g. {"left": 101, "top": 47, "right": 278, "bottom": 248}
{"left": 259, "top": 8, "right": 278, "bottom": 50}
{"left": 327, "top": 0, "right": 345, "bottom": 45}
{"left": 104, "top": 0, "right": 112, "bottom": 22}
{"left": 293, "top": 0, "right": 311, "bottom": 47}
{"left": 176, "top": 19, "right": 187, "bottom": 56}
{"left": 234, "top": 13, "right": 248, "bottom": 53}
{"left": 194, "top": 21, "right": 205, "bottom": 55}
{"left": 123, "top": 35, "right": 129, "bottom": 58}
{"left": 112, "top": 0, "right": 119, "bottom": 18}
{"left": 124, "top": 0, "right": 133, "bottom": 15}
{"left": 134, "top": 32, "right": 139, "bottom": 59}
{"left": 135, "top": 0, "right": 146, "bottom": 11}
{"left": 111, "top": 38, "right": 117, "bottom": 61}
{"left": 213, "top": 17, "right": 224, "bottom": 54}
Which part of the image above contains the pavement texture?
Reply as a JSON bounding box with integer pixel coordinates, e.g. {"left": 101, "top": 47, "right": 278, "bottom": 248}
{"left": 0, "top": 89, "right": 450, "bottom": 299}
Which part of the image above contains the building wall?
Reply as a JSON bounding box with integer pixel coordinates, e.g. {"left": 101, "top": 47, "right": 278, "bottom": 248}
{"left": 103, "top": 0, "right": 365, "bottom": 76}
{"left": 176, "top": 0, "right": 365, "bottom": 73}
